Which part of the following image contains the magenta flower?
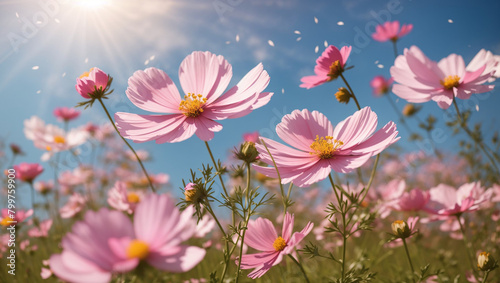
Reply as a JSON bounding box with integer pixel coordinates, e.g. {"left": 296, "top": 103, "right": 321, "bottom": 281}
{"left": 371, "top": 21, "right": 413, "bottom": 42}
{"left": 253, "top": 107, "right": 399, "bottom": 187}
{"left": 49, "top": 194, "right": 205, "bottom": 283}
{"left": 426, "top": 182, "right": 492, "bottom": 217}
{"left": 300, "top": 45, "right": 352, "bottom": 89}
{"left": 53, "top": 107, "right": 81, "bottom": 122}
{"left": 76, "top": 67, "right": 110, "bottom": 99}
{"left": 370, "top": 75, "right": 393, "bottom": 96}
{"left": 391, "top": 46, "right": 495, "bottom": 109}
{"left": 115, "top": 51, "right": 272, "bottom": 143}
{"left": 0, "top": 208, "right": 33, "bottom": 226}
{"left": 239, "top": 212, "right": 313, "bottom": 279}
{"left": 13, "top": 163, "right": 44, "bottom": 183}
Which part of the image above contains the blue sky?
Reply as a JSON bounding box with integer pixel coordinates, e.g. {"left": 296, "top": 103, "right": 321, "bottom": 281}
{"left": 1, "top": 0, "right": 499, "bottom": 201}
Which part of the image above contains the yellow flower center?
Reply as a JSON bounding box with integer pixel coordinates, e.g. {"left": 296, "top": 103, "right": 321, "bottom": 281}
{"left": 273, "top": 236, "right": 287, "bottom": 251}
{"left": 179, "top": 93, "right": 207, "bottom": 118}
{"left": 79, "top": 68, "right": 95, "bottom": 79}
{"left": 54, "top": 135, "right": 66, "bottom": 144}
{"left": 127, "top": 192, "right": 140, "bottom": 204}
{"left": 440, "top": 75, "right": 460, "bottom": 90}
{"left": 126, "top": 240, "right": 149, "bottom": 259}
{"left": 309, "top": 135, "right": 343, "bottom": 159}
{"left": 0, "top": 217, "right": 14, "bottom": 226}
{"left": 327, "top": 60, "right": 343, "bottom": 81}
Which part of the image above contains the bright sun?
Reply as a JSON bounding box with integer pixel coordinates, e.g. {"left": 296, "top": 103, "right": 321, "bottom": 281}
{"left": 74, "top": 0, "right": 112, "bottom": 9}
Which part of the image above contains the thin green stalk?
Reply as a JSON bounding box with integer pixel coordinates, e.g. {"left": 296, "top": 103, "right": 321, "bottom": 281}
{"left": 392, "top": 40, "right": 399, "bottom": 58}
{"left": 285, "top": 183, "right": 293, "bottom": 213}
{"left": 97, "top": 98, "right": 156, "bottom": 192}
{"left": 236, "top": 162, "right": 252, "bottom": 283}
{"left": 260, "top": 139, "right": 288, "bottom": 212}
{"left": 328, "top": 175, "right": 346, "bottom": 281}
{"left": 339, "top": 73, "right": 361, "bottom": 110}
{"left": 288, "top": 254, "right": 310, "bottom": 283}
{"left": 402, "top": 237, "right": 416, "bottom": 283}
{"left": 204, "top": 141, "right": 230, "bottom": 198}
{"left": 456, "top": 215, "right": 478, "bottom": 278}
{"left": 481, "top": 270, "right": 491, "bottom": 283}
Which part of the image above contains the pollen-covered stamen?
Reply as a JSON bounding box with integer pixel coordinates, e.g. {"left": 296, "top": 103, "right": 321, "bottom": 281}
{"left": 54, "top": 135, "right": 66, "bottom": 144}
{"left": 327, "top": 60, "right": 343, "bottom": 81}
{"left": 309, "top": 135, "right": 344, "bottom": 159}
{"left": 0, "top": 217, "right": 14, "bottom": 227}
{"left": 126, "top": 240, "right": 149, "bottom": 259}
{"left": 273, "top": 236, "right": 287, "bottom": 251}
{"left": 179, "top": 93, "right": 207, "bottom": 118}
{"left": 127, "top": 192, "right": 140, "bottom": 204}
{"left": 440, "top": 75, "right": 461, "bottom": 90}
{"left": 79, "top": 68, "right": 95, "bottom": 79}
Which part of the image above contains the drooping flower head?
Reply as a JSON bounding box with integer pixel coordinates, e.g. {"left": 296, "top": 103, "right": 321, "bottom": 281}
{"left": 300, "top": 45, "right": 352, "bottom": 89}
{"left": 50, "top": 194, "right": 205, "bottom": 283}
{"left": 371, "top": 21, "right": 413, "bottom": 42}
{"left": 253, "top": 107, "right": 399, "bottom": 187}
{"left": 239, "top": 212, "right": 313, "bottom": 279}
{"left": 115, "top": 51, "right": 272, "bottom": 143}
{"left": 13, "top": 163, "right": 44, "bottom": 183}
{"left": 53, "top": 107, "right": 81, "bottom": 122}
{"left": 370, "top": 75, "right": 393, "bottom": 96}
{"left": 391, "top": 46, "right": 495, "bottom": 109}
{"left": 76, "top": 67, "right": 111, "bottom": 99}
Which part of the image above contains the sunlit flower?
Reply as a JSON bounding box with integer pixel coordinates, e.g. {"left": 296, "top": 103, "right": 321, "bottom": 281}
{"left": 13, "top": 163, "right": 44, "bottom": 183}
{"left": 390, "top": 217, "right": 419, "bottom": 240}
{"left": 391, "top": 46, "right": 495, "bottom": 109}
{"left": 466, "top": 49, "right": 500, "bottom": 83}
{"left": 300, "top": 45, "right": 352, "bottom": 89}
{"left": 28, "top": 219, "right": 53, "bottom": 237}
{"left": 59, "top": 193, "right": 86, "bottom": 219}
{"left": 76, "top": 67, "right": 110, "bottom": 99}
{"left": 371, "top": 21, "right": 413, "bottom": 42}
{"left": 253, "top": 107, "right": 399, "bottom": 187}
{"left": 115, "top": 51, "right": 272, "bottom": 143}
{"left": 107, "top": 181, "right": 144, "bottom": 214}
{"left": 239, "top": 212, "right": 313, "bottom": 279}
{"left": 49, "top": 194, "right": 205, "bottom": 283}
{"left": 370, "top": 75, "right": 393, "bottom": 96}
{"left": 53, "top": 107, "right": 81, "bottom": 122}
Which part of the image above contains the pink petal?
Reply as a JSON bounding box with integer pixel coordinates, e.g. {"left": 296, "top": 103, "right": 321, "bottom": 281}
{"left": 245, "top": 217, "right": 278, "bottom": 251}
{"left": 299, "top": 75, "right": 329, "bottom": 89}
{"left": 193, "top": 116, "right": 223, "bottom": 141}
{"left": 281, "top": 212, "right": 294, "bottom": 241}
{"left": 437, "top": 54, "right": 465, "bottom": 78}
{"left": 333, "top": 107, "right": 378, "bottom": 149}
{"left": 348, "top": 121, "right": 399, "bottom": 156}
{"left": 283, "top": 221, "right": 314, "bottom": 254}
{"left": 243, "top": 252, "right": 282, "bottom": 279}
{"left": 147, "top": 245, "right": 205, "bottom": 272}
{"left": 50, "top": 252, "right": 112, "bottom": 283}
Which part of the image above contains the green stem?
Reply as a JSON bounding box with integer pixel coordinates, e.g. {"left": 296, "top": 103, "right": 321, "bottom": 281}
{"left": 260, "top": 139, "right": 288, "bottom": 212}
{"left": 328, "top": 175, "right": 346, "bottom": 280}
{"left": 204, "top": 141, "right": 230, "bottom": 198}
{"left": 203, "top": 198, "right": 230, "bottom": 283}
{"left": 288, "top": 254, "right": 310, "bottom": 283}
{"left": 340, "top": 73, "right": 361, "bottom": 110}
{"left": 402, "top": 237, "right": 416, "bottom": 282}
{"left": 285, "top": 183, "right": 293, "bottom": 213}
{"left": 97, "top": 98, "right": 156, "bottom": 192}
{"left": 481, "top": 270, "right": 490, "bottom": 283}
{"left": 456, "top": 215, "right": 478, "bottom": 278}
{"left": 236, "top": 162, "right": 252, "bottom": 282}
{"left": 392, "top": 40, "right": 399, "bottom": 59}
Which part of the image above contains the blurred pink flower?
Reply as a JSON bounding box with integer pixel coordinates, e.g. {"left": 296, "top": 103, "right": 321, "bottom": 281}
{"left": 115, "top": 51, "right": 272, "bottom": 143}
{"left": 239, "top": 212, "right": 313, "bottom": 279}
{"left": 194, "top": 214, "right": 216, "bottom": 238}
{"left": 49, "top": 194, "right": 205, "bottom": 283}
{"left": 59, "top": 193, "right": 86, "bottom": 219}
{"left": 41, "top": 267, "right": 52, "bottom": 279}
{"left": 427, "top": 182, "right": 492, "bottom": 217}
{"left": 243, "top": 131, "right": 260, "bottom": 143}
{"left": 371, "top": 21, "right": 413, "bottom": 42}
{"left": 300, "top": 45, "right": 352, "bottom": 89}
{"left": 370, "top": 75, "right": 393, "bottom": 96}
{"left": 391, "top": 46, "right": 495, "bottom": 109}
{"left": 28, "top": 219, "right": 53, "bottom": 237}
{"left": 107, "top": 181, "right": 144, "bottom": 214}
{"left": 53, "top": 107, "right": 81, "bottom": 122}
{"left": 76, "top": 67, "right": 109, "bottom": 99}
{"left": 1, "top": 208, "right": 33, "bottom": 226}
{"left": 35, "top": 180, "right": 54, "bottom": 195}
{"left": 253, "top": 107, "right": 399, "bottom": 187}
{"left": 394, "top": 188, "right": 430, "bottom": 212}
{"left": 13, "top": 163, "right": 44, "bottom": 183}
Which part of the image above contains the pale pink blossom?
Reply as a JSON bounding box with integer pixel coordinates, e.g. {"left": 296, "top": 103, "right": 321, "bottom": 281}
{"left": 28, "top": 219, "right": 53, "bottom": 237}
{"left": 300, "top": 45, "right": 352, "bottom": 89}
{"left": 76, "top": 67, "right": 109, "bottom": 99}
{"left": 394, "top": 188, "right": 430, "bottom": 212}
{"left": 41, "top": 267, "right": 53, "bottom": 279}
{"left": 466, "top": 49, "right": 499, "bottom": 83}
{"left": 239, "top": 213, "right": 313, "bottom": 279}
{"left": 427, "top": 182, "right": 492, "bottom": 217}
{"left": 35, "top": 180, "right": 54, "bottom": 194}
{"left": 391, "top": 46, "right": 495, "bottom": 109}
{"left": 370, "top": 75, "right": 393, "bottom": 96}
{"left": 13, "top": 163, "right": 43, "bottom": 183}
{"left": 59, "top": 193, "right": 86, "bottom": 219}
{"left": 115, "top": 51, "right": 272, "bottom": 143}
{"left": 49, "top": 194, "right": 205, "bottom": 283}
{"left": 107, "top": 181, "right": 144, "bottom": 214}
{"left": 53, "top": 107, "right": 81, "bottom": 122}
{"left": 194, "top": 214, "right": 216, "bottom": 238}
{"left": 371, "top": 21, "right": 413, "bottom": 42}
{"left": 253, "top": 107, "right": 399, "bottom": 187}
{"left": 373, "top": 179, "right": 406, "bottom": 218}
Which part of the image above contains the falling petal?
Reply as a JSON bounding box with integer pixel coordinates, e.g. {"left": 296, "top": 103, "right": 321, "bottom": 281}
{"left": 268, "top": 40, "right": 275, "bottom": 47}
{"left": 225, "top": 41, "right": 231, "bottom": 44}
{"left": 296, "top": 37, "right": 302, "bottom": 41}
{"left": 475, "top": 104, "right": 479, "bottom": 111}
{"left": 324, "top": 40, "right": 328, "bottom": 47}
{"left": 448, "top": 19, "right": 453, "bottom": 23}
{"left": 32, "top": 66, "right": 39, "bottom": 70}
{"left": 36, "top": 90, "right": 41, "bottom": 94}
{"left": 15, "top": 12, "right": 19, "bottom": 18}
{"left": 337, "top": 21, "right": 344, "bottom": 26}
{"left": 294, "top": 30, "right": 301, "bottom": 35}
{"left": 54, "top": 18, "right": 60, "bottom": 24}
{"left": 149, "top": 55, "right": 155, "bottom": 60}
{"left": 282, "top": 88, "right": 285, "bottom": 94}
{"left": 236, "top": 34, "right": 240, "bottom": 42}
{"left": 315, "top": 46, "right": 319, "bottom": 53}
{"left": 62, "top": 72, "right": 66, "bottom": 77}
{"left": 374, "top": 60, "right": 379, "bottom": 64}
{"left": 314, "top": 17, "right": 318, "bottom": 24}
{"left": 84, "top": 58, "right": 88, "bottom": 63}
{"left": 144, "top": 59, "right": 150, "bottom": 65}
{"left": 377, "top": 64, "right": 384, "bottom": 68}
{"left": 36, "top": 21, "right": 42, "bottom": 24}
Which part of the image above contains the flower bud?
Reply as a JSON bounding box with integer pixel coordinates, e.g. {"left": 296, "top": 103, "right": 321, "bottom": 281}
{"left": 335, "top": 87, "right": 351, "bottom": 104}
{"left": 184, "top": 183, "right": 197, "bottom": 202}
{"left": 402, "top": 104, "right": 419, "bottom": 117}
{"left": 235, "top": 141, "right": 259, "bottom": 163}
{"left": 391, "top": 220, "right": 411, "bottom": 238}
{"left": 478, "top": 252, "right": 496, "bottom": 271}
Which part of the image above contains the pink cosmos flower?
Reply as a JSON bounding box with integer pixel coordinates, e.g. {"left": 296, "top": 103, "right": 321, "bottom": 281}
{"left": 115, "top": 51, "right": 272, "bottom": 143}
{"left": 13, "top": 163, "right": 44, "bottom": 183}
{"left": 300, "top": 45, "right": 352, "bottom": 89}
{"left": 239, "top": 212, "right": 313, "bottom": 279}
{"left": 371, "top": 21, "right": 413, "bottom": 42}
{"left": 59, "top": 193, "right": 86, "bottom": 219}
{"left": 394, "top": 188, "right": 430, "bottom": 212}
{"left": 49, "top": 194, "right": 205, "bottom": 283}
{"left": 28, "top": 219, "right": 53, "bottom": 237}
{"left": 1, "top": 208, "right": 33, "bottom": 226}
{"left": 41, "top": 267, "right": 53, "bottom": 279}
{"left": 53, "top": 107, "right": 81, "bottom": 122}
{"left": 76, "top": 67, "right": 109, "bottom": 99}
{"left": 466, "top": 49, "right": 499, "bottom": 83}
{"left": 107, "top": 181, "right": 144, "bottom": 214}
{"left": 373, "top": 179, "right": 406, "bottom": 218}
{"left": 426, "top": 182, "right": 492, "bottom": 217}
{"left": 391, "top": 46, "right": 495, "bottom": 109}
{"left": 370, "top": 75, "right": 393, "bottom": 96}
{"left": 253, "top": 107, "right": 399, "bottom": 187}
